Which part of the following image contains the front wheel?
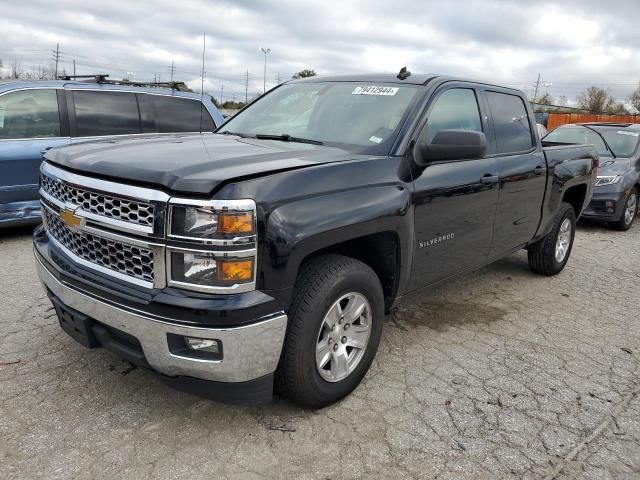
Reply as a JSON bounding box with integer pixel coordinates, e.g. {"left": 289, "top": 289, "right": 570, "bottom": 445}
{"left": 612, "top": 187, "right": 638, "bottom": 231}
{"left": 528, "top": 203, "right": 576, "bottom": 276}
{"left": 276, "top": 254, "right": 384, "bottom": 409}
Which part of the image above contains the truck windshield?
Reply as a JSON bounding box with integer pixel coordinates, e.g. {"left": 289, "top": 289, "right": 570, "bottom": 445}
{"left": 218, "top": 82, "right": 418, "bottom": 153}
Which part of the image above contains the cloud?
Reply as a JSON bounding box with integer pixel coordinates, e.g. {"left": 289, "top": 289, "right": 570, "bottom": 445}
{"left": 1, "top": 0, "right": 639, "bottom": 102}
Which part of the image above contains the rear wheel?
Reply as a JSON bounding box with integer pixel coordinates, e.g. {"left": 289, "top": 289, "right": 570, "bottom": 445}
{"left": 528, "top": 203, "right": 576, "bottom": 276}
{"left": 612, "top": 187, "right": 638, "bottom": 231}
{"left": 276, "top": 254, "right": 384, "bottom": 409}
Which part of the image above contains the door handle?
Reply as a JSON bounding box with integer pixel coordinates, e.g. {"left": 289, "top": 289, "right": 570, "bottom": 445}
{"left": 533, "top": 166, "right": 546, "bottom": 175}
{"left": 480, "top": 174, "right": 499, "bottom": 185}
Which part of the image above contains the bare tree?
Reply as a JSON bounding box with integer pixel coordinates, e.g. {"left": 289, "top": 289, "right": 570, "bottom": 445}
{"left": 537, "top": 93, "right": 553, "bottom": 105}
{"left": 10, "top": 58, "right": 23, "bottom": 79}
{"left": 576, "top": 86, "right": 617, "bottom": 114}
{"left": 556, "top": 96, "right": 568, "bottom": 107}
{"left": 629, "top": 82, "right": 640, "bottom": 113}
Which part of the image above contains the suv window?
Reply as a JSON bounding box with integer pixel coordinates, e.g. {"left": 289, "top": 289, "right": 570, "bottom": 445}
{"left": 486, "top": 91, "right": 533, "bottom": 154}
{"left": 544, "top": 126, "right": 610, "bottom": 157}
{"left": 0, "top": 89, "right": 60, "bottom": 139}
{"left": 73, "top": 91, "right": 141, "bottom": 137}
{"left": 425, "top": 88, "right": 482, "bottom": 143}
{"left": 140, "top": 95, "right": 215, "bottom": 133}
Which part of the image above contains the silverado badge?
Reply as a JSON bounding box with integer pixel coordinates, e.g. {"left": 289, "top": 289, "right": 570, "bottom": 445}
{"left": 59, "top": 208, "right": 85, "bottom": 230}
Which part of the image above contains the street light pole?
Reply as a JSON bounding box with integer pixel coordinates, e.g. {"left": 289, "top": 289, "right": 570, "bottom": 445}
{"left": 260, "top": 47, "right": 271, "bottom": 93}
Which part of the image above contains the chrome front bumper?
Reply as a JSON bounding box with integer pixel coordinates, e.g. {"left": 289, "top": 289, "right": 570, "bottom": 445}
{"left": 35, "top": 253, "right": 287, "bottom": 383}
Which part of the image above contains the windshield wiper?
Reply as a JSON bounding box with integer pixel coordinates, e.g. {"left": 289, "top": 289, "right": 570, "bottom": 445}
{"left": 255, "top": 133, "right": 323, "bottom": 145}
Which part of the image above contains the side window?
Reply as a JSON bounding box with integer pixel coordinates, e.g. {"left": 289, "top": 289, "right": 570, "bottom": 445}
{"left": 143, "top": 95, "right": 216, "bottom": 133}
{"left": 0, "top": 89, "right": 60, "bottom": 139}
{"left": 425, "top": 88, "right": 482, "bottom": 143}
{"left": 486, "top": 91, "right": 534, "bottom": 154}
{"left": 73, "top": 91, "right": 141, "bottom": 137}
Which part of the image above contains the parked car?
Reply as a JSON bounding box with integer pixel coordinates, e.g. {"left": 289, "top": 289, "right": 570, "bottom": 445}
{"left": 33, "top": 73, "right": 598, "bottom": 408}
{"left": 0, "top": 79, "right": 224, "bottom": 227}
{"left": 543, "top": 123, "right": 639, "bottom": 230}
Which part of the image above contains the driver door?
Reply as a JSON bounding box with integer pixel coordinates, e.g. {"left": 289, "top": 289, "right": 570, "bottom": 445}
{"left": 407, "top": 85, "right": 499, "bottom": 291}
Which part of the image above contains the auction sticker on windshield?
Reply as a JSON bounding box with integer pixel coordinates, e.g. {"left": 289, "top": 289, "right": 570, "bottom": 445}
{"left": 352, "top": 86, "right": 399, "bottom": 96}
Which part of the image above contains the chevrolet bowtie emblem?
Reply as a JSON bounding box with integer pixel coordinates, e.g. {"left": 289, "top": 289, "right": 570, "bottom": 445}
{"left": 59, "top": 208, "right": 84, "bottom": 230}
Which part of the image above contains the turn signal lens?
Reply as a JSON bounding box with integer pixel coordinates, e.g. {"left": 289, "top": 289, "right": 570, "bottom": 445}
{"left": 219, "top": 259, "right": 254, "bottom": 282}
{"left": 218, "top": 212, "right": 254, "bottom": 234}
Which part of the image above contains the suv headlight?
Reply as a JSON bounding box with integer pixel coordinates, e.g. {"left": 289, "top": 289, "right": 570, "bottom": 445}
{"left": 167, "top": 199, "right": 257, "bottom": 293}
{"left": 595, "top": 175, "right": 623, "bottom": 187}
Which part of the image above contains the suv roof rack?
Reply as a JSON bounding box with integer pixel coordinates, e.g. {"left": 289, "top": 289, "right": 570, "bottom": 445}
{"left": 57, "top": 74, "right": 188, "bottom": 91}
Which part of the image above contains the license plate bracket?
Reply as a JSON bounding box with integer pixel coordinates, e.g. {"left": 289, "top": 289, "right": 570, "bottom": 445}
{"left": 49, "top": 293, "right": 100, "bottom": 349}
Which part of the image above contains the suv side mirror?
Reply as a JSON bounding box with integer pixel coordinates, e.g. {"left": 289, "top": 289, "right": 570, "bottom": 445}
{"left": 415, "top": 129, "right": 487, "bottom": 165}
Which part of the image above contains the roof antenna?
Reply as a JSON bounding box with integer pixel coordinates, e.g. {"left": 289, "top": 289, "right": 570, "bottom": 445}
{"left": 397, "top": 66, "right": 411, "bottom": 80}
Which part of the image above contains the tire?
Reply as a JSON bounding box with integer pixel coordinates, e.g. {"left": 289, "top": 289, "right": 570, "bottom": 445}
{"left": 275, "top": 254, "right": 384, "bottom": 409}
{"left": 612, "top": 187, "right": 638, "bottom": 231}
{"left": 528, "top": 202, "right": 576, "bottom": 276}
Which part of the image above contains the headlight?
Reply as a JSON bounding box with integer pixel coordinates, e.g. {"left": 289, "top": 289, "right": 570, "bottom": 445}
{"left": 168, "top": 249, "right": 255, "bottom": 291}
{"left": 595, "top": 175, "right": 623, "bottom": 187}
{"left": 166, "top": 198, "right": 257, "bottom": 293}
{"left": 170, "top": 205, "right": 255, "bottom": 239}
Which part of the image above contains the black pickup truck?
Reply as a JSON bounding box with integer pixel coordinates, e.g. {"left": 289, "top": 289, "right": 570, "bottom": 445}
{"left": 33, "top": 73, "right": 598, "bottom": 408}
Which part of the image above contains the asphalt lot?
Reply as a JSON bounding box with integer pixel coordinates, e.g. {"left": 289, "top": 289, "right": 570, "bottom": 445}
{"left": 1, "top": 221, "right": 639, "bottom": 480}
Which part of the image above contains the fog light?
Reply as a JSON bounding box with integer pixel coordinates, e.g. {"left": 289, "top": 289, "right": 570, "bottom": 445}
{"left": 167, "top": 333, "right": 222, "bottom": 360}
{"left": 185, "top": 337, "right": 220, "bottom": 354}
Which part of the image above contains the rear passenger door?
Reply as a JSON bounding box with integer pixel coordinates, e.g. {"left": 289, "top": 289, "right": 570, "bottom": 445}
{"left": 0, "top": 89, "right": 70, "bottom": 213}
{"left": 482, "top": 89, "right": 547, "bottom": 258}
{"left": 68, "top": 90, "right": 142, "bottom": 141}
{"left": 138, "top": 94, "right": 216, "bottom": 133}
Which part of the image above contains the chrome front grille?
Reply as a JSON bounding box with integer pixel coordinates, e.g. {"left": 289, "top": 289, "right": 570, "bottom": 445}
{"left": 40, "top": 174, "right": 155, "bottom": 228}
{"left": 43, "top": 208, "right": 155, "bottom": 283}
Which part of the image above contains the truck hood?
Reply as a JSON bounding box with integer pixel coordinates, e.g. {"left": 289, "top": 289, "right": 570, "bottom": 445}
{"left": 45, "top": 133, "right": 359, "bottom": 195}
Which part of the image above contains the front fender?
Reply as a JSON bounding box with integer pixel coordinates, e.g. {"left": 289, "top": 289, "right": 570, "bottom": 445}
{"left": 259, "top": 184, "right": 413, "bottom": 295}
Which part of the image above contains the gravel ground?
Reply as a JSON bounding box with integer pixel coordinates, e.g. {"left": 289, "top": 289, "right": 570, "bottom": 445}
{"left": 1, "top": 221, "right": 639, "bottom": 479}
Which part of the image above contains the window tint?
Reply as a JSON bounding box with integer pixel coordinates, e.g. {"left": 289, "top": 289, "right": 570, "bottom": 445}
{"left": 0, "top": 89, "right": 60, "bottom": 139}
{"left": 73, "top": 91, "right": 141, "bottom": 137}
{"left": 486, "top": 91, "right": 533, "bottom": 153}
{"left": 143, "top": 95, "right": 215, "bottom": 133}
{"left": 544, "top": 126, "right": 610, "bottom": 157}
{"left": 425, "top": 88, "right": 482, "bottom": 143}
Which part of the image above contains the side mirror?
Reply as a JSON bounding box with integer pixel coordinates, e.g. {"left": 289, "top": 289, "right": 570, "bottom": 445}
{"left": 415, "top": 129, "right": 487, "bottom": 165}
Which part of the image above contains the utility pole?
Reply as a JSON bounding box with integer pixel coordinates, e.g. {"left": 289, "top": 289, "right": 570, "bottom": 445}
{"left": 220, "top": 84, "right": 224, "bottom": 105}
{"left": 260, "top": 47, "right": 270, "bottom": 93}
{"left": 53, "top": 43, "right": 60, "bottom": 78}
{"left": 73, "top": 59, "right": 76, "bottom": 77}
{"left": 533, "top": 73, "right": 541, "bottom": 103}
{"left": 170, "top": 60, "right": 175, "bottom": 82}
{"left": 276, "top": 72, "right": 281, "bottom": 84}
{"left": 244, "top": 70, "right": 249, "bottom": 103}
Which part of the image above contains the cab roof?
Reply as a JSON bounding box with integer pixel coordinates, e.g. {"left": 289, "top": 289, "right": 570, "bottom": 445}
{"left": 287, "top": 73, "right": 526, "bottom": 94}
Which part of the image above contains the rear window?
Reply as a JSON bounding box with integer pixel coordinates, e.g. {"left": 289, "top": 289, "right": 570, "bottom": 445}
{"left": 73, "top": 91, "right": 141, "bottom": 137}
{"left": 140, "top": 95, "right": 215, "bottom": 133}
{"left": 486, "top": 91, "right": 534, "bottom": 154}
{"left": 0, "top": 89, "right": 60, "bottom": 139}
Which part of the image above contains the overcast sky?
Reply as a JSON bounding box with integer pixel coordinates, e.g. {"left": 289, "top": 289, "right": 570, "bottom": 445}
{"left": 1, "top": 0, "right": 639, "bottom": 104}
